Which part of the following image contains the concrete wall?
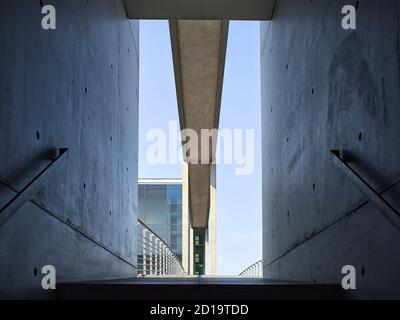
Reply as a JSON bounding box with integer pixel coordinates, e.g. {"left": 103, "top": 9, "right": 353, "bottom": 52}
{"left": 0, "top": 0, "right": 139, "bottom": 298}
{"left": 261, "top": 0, "right": 400, "bottom": 299}
{"left": 207, "top": 163, "right": 217, "bottom": 276}
{"left": 182, "top": 161, "right": 190, "bottom": 273}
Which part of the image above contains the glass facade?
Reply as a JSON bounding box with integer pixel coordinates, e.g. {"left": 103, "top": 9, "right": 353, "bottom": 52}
{"left": 138, "top": 181, "right": 183, "bottom": 261}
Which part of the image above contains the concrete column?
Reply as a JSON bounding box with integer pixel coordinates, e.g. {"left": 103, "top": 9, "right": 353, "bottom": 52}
{"left": 189, "top": 227, "right": 194, "bottom": 275}
{"left": 208, "top": 163, "right": 217, "bottom": 275}
{"left": 182, "top": 161, "right": 191, "bottom": 274}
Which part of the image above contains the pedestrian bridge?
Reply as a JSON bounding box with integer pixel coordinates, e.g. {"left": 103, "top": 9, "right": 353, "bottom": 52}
{"left": 60, "top": 220, "right": 343, "bottom": 300}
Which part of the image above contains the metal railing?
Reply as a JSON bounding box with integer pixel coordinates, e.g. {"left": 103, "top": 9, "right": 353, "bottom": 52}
{"left": 137, "top": 219, "right": 186, "bottom": 276}
{"left": 0, "top": 148, "right": 69, "bottom": 229}
{"left": 331, "top": 150, "right": 400, "bottom": 232}
{"left": 239, "top": 260, "right": 263, "bottom": 278}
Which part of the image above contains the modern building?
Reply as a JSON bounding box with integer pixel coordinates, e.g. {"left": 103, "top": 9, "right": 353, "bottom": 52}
{"left": 138, "top": 179, "right": 183, "bottom": 261}
{"left": 138, "top": 175, "right": 217, "bottom": 276}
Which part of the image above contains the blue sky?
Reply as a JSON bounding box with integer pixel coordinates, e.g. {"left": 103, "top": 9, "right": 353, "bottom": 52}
{"left": 139, "top": 20, "right": 262, "bottom": 275}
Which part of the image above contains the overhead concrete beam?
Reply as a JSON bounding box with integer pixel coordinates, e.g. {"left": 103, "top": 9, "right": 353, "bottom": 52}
{"left": 170, "top": 20, "right": 228, "bottom": 228}
{"left": 125, "top": 0, "right": 276, "bottom": 20}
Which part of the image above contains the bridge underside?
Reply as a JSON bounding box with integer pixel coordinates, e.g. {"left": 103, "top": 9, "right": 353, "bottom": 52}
{"left": 170, "top": 20, "right": 228, "bottom": 228}
{"left": 125, "top": 1, "right": 276, "bottom": 229}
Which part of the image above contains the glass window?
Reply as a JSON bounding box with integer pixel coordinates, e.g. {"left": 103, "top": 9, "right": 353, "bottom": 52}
{"left": 138, "top": 182, "right": 183, "bottom": 259}
{"left": 167, "top": 185, "right": 182, "bottom": 204}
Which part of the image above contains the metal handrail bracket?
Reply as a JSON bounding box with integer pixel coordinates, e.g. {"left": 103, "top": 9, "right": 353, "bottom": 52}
{"left": 331, "top": 150, "right": 400, "bottom": 232}
{"left": 0, "top": 148, "right": 69, "bottom": 229}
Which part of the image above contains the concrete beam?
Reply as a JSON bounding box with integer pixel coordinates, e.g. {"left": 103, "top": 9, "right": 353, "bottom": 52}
{"left": 125, "top": 0, "right": 276, "bottom": 20}
{"left": 170, "top": 20, "right": 228, "bottom": 228}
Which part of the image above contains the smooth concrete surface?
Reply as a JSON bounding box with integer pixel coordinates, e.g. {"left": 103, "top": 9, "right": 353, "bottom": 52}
{"left": 125, "top": 0, "right": 277, "bottom": 20}
{"left": 261, "top": 0, "right": 400, "bottom": 299}
{"left": 0, "top": 0, "right": 139, "bottom": 298}
{"left": 206, "top": 163, "right": 217, "bottom": 275}
{"left": 181, "top": 162, "right": 190, "bottom": 273}
{"left": 170, "top": 20, "right": 228, "bottom": 228}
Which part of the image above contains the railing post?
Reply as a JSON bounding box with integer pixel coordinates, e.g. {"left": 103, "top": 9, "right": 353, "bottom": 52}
{"left": 137, "top": 220, "right": 185, "bottom": 277}
{"left": 166, "top": 250, "right": 169, "bottom": 275}
{"left": 142, "top": 228, "right": 147, "bottom": 276}
{"left": 154, "top": 235, "right": 158, "bottom": 275}
{"left": 167, "top": 251, "right": 171, "bottom": 275}
{"left": 148, "top": 233, "right": 151, "bottom": 275}
{"left": 158, "top": 239, "right": 162, "bottom": 275}
{"left": 163, "top": 245, "right": 166, "bottom": 275}
{"left": 160, "top": 240, "right": 163, "bottom": 275}
{"left": 137, "top": 223, "right": 143, "bottom": 275}
{"left": 239, "top": 260, "right": 263, "bottom": 278}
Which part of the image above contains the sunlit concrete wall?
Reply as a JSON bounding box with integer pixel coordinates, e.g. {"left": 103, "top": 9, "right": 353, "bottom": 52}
{"left": 0, "top": 0, "right": 139, "bottom": 298}
{"left": 261, "top": 0, "right": 400, "bottom": 298}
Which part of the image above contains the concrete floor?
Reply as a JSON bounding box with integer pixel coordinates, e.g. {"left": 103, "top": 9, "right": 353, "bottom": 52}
{"left": 57, "top": 277, "right": 344, "bottom": 300}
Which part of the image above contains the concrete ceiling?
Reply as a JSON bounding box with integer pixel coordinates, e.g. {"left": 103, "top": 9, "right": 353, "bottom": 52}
{"left": 124, "top": 0, "right": 276, "bottom": 20}
{"left": 170, "top": 20, "right": 228, "bottom": 228}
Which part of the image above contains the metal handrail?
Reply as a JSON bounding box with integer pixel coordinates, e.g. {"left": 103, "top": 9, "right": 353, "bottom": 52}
{"left": 331, "top": 150, "right": 400, "bottom": 232}
{"left": 239, "top": 260, "right": 263, "bottom": 278}
{"left": 0, "top": 148, "right": 69, "bottom": 229}
{"left": 137, "top": 219, "right": 185, "bottom": 276}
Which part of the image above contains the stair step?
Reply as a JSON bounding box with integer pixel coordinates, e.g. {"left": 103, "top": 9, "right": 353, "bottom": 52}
{"left": 57, "top": 277, "right": 345, "bottom": 300}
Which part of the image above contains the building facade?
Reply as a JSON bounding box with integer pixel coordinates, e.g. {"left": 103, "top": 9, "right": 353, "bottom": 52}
{"left": 139, "top": 171, "right": 217, "bottom": 276}
{"left": 138, "top": 179, "right": 183, "bottom": 261}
